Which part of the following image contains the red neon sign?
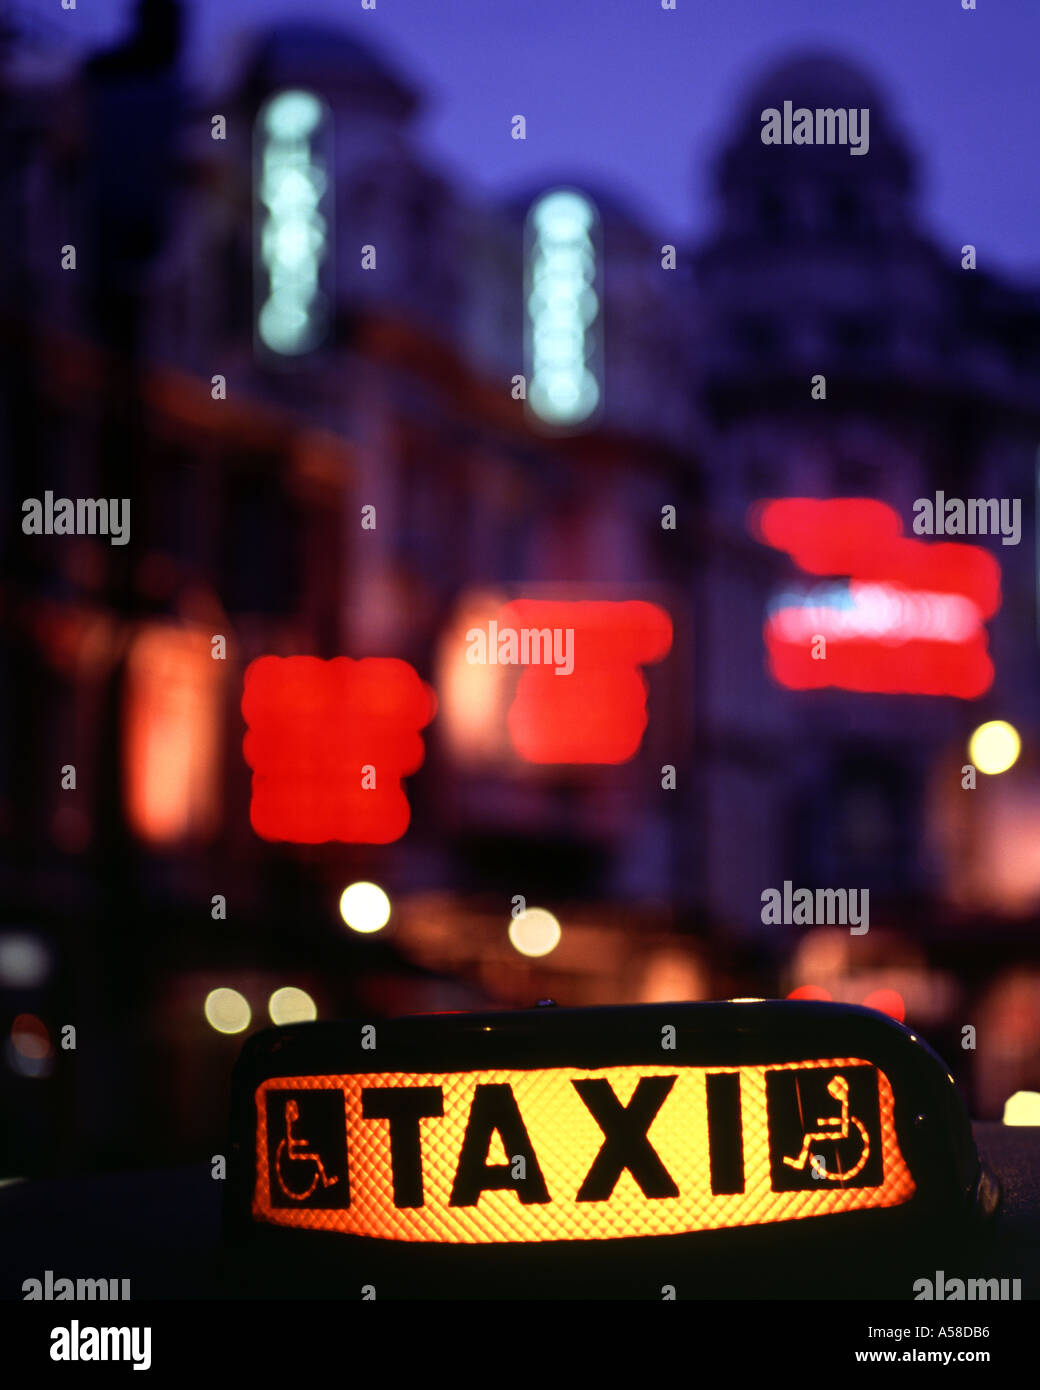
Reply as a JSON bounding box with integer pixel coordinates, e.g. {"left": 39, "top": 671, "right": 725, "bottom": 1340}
{"left": 241, "top": 656, "right": 436, "bottom": 843}
{"left": 752, "top": 499, "right": 1000, "bottom": 698}
{"left": 500, "top": 600, "right": 673, "bottom": 763}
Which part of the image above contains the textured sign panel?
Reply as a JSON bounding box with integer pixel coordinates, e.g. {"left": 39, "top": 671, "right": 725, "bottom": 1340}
{"left": 253, "top": 1058, "right": 915, "bottom": 1243}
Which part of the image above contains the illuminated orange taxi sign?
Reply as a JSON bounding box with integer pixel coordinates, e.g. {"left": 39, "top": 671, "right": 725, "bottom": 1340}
{"left": 252, "top": 1058, "right": 914, "bottom": 1243}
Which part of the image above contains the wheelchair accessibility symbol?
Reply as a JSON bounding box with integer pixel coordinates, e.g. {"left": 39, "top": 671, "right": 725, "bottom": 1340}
{"left": 276, "top": 1100, "right": 340, "bottom": 1201}
{"left": 765, "top": 1065, "right": 882, "bottom": 1191}
{"left": 266, "top": 1090, "right": 348, "bottom": 1209}
{"left": 781, "top": 1075, "right": 870, "bottom": 1182}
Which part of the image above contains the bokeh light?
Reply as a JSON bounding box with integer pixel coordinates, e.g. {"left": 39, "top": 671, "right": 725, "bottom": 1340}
{"left": 10, "top": 1013, "right": 51, "bottom": 1059}
{"left": 1002, "top": 1091, "right": 1040, "bottom": 1126}
{"left": 0, "top": 934, "right": 50, "bottom": 988}
{"left": 639, "top": 950, "right": 705, "bottom": 1003}
{"left": 508, "top": 907, "right": 562, "bottom": 957}
{"left": 860, "top": 988, "right": 906, "bottom": 1022}
{"left": 264, "top": 89, "right": 324, "bottom": 142}
{"left": 969, "top": 720, "right": 1021, "bottom": 775}
{"left": 204, "top": 988, "right": 251, "bottom": 1034}
{"left": 269, "top": 986, "right": 317, "bottom": 1025}
{"left": 339, "top": 881, "right": 391, "bottom": 933}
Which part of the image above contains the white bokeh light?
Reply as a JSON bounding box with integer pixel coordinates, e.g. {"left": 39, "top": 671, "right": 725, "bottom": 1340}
{"left": 969, "top": 720, "right": 1021, "bottom": 775}
{"left": 269, "top": 986, "right": 317, "bottom": 1025}
{"left": 339, "top": 882, "right": 391, "bottom": 933}
{"left": 508, "top": 907, "right": 562, "bottom": 958}
{"left": 204, "top": 988, "right": 251, "bottom": 1035}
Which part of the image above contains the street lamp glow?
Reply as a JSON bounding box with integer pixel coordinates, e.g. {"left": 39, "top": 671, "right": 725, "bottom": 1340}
{"left": 339, "top": 882, "right": 391, "bottom": 933}
{"left": 269, "top": 986, "right": 317, "bottom": 1025}
{"left": 969, "top": 720, "right": 1021, "bottom": 775}
{"left": 204, "top": 988, "right": 251, "bottom": 1035}
{"left": 508, "top": 907, "right": 562, "bottom": 958}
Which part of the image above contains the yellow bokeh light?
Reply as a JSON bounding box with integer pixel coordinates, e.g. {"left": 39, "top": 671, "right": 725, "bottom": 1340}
{"left": 969, "top": 720, "right": 1021, "bottom": 775}
{"left": 339, "top": 881, "right": 391, "bottom": 933}
{"left": 204, "top": 987, "right": 251, "bottom": 1035}
{"left": 508, "top": 907, "right": 562, "bottom": 958}
{"left": 1003, "top": 1090, "right": 1040, "bottom": 1126}
{"left": 269, "top": 987, "right": 317, "bottom": 1026}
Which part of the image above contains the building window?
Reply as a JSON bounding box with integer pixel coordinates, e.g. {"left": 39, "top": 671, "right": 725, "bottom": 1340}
{"left": 757, "top": 188, "right": 787, "bottom": 234}
{"left": 831, "top": 314, "right": 879, "bottom": 357}
{"left": 220, "top": 469, "right": 301, "bottom": 615}
{"left": 123, "top": 625, "right": 224, "bottom": 846}
{"left": 833, "top": 455, "right": 876, "bottom": 495}
{"left": 746, "top": 457, "right": 773, "bottom": 495}
{"left": 734, "top": 314, "right": 780, "bottom": 359}
{"left": 831, "top": 188, "right": 865, "bottom": 235}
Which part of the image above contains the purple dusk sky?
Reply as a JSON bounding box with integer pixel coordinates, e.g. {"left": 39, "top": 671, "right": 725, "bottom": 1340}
{"left": 47, "top": 0, "right": 1040, "bottom": 280}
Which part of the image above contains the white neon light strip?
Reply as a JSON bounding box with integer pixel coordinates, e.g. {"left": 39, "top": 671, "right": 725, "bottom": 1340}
{"left": 257, "top": 90, "right": 330, "bottom": 357}
{"left": 527, "top": 190, "right": 600, "bottom": 424}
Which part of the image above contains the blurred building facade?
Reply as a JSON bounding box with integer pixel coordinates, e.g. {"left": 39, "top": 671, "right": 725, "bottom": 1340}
{"left": 695, "top": 55, "right": 1040, "bottom": 930}
{"left": 2, "top": 17, "right": 1039, "bottom": 1167}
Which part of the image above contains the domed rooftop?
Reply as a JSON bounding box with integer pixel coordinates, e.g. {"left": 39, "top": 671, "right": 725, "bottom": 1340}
{"left": 718, "top": 50, "right": 914, "bottom": 184}
{"left": 745, "top": 51, "right": 887, "bottom": 115}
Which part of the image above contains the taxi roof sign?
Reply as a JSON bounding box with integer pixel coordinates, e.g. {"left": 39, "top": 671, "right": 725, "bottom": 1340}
{"left": 224, "top": 1002, "right": 997, "bottom": 1293}
{"left": 251, "top": 1057, "right": 913, "bottom": 1243}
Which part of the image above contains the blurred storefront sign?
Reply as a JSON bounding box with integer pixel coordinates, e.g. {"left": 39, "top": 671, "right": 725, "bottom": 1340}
{"left": 123, "top": 625, "right": 224, "bottom": 845}
{"left": 752, "top": 498, "right": 1000, "bottom": 697}
{"left": 437, "top": 591, "right": 672, "bottom": 766}
{"left": 241, "top": 654, "right": 436, "bottom": 843}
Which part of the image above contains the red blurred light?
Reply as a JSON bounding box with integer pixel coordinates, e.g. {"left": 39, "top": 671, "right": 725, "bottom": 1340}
{"left": 124, "top": 626, "right": 224, "bottom": 844}
{"left": 766, "top": 632, "right": 994, "bottom": 697}
{"left": 10, "top": 1013, "right": 51, "bottom": 1059}
{"left": 501, "top": 600, "right": 672, "bottom": 763}
{"left": 754, "top": 499, "right": 1000, "bottom": 697}
{"left": 786, "top": 985, "right": 833, "bottom": 1001}
{"left": 242, "top": 656, "right": 436, "bottom": 843}
{"left": 860, "top": 989, "right": 906, "bottom": 1023}
{"left": 754, "top": 499, "right": 1000, "bottom": 612}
